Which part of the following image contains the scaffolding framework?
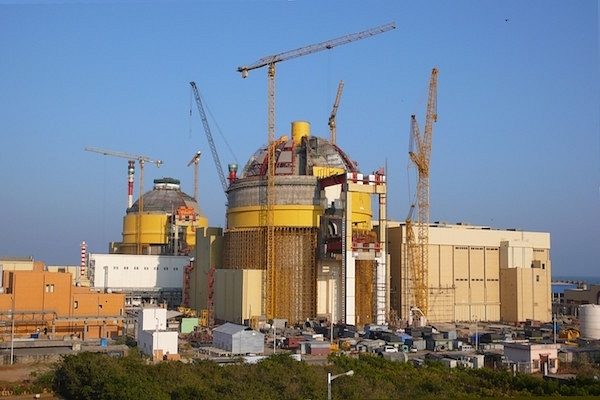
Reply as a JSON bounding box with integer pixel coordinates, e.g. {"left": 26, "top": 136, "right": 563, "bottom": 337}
{"left": 223, "top": 226, "right": 317, "bottom": 324}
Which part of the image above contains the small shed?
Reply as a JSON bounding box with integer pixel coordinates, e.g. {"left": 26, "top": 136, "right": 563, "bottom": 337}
{"left": 504, "top": 342, "right": 559, "bottom": 374}
{"left": 213, "top": 323, "right": 265, "bottom": 355}
{"left": 306, "top": 340, "right": 331, "bottom": 356}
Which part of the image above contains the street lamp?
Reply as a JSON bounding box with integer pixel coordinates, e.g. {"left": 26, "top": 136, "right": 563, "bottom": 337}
{"left": 327, "top": 370, "right": 354, "bottom": 400}
{"left": 8, "top": 308, "right": 14, "bottom": 365}
{"left": 474, "top": 315, "right": 478, "bottom": 352}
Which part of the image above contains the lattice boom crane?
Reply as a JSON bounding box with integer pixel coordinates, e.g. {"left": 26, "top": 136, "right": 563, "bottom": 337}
{"left": 190, "top": 82, "right": 228, "bottom": 194}
{"left": 407, "top": 68, "right": 438, "bottom": 317}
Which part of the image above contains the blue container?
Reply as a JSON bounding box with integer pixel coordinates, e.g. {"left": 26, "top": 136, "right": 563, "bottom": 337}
{"left": 100, "top": 338, "right": 107, "bottom": 347}
{"left": 30, "top": 333, "right": 39, "bottom": 339}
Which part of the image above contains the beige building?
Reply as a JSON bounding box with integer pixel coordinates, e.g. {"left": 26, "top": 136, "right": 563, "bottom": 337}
{"left": 389, "top": 222, "right": 551, "bottom": 324}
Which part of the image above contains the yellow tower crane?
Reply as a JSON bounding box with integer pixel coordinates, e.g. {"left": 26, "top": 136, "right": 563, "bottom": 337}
{"left": 407, "top": 67, "right": 438, "bottom": 318}
{"left": 328, "top": 80, "right": 344, "bottom": 145}
{"left": 84, "top": 146, "right": 163, "bottom": 255}
{"left": 187, "top": 150, "right": 201, "bottom": 201}
{"left": 237, "top": 22, "right": 396, "bottom": 319}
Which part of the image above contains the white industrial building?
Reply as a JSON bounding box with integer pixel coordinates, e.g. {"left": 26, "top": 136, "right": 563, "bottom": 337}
{"left": 503, "top": 342, "right": 559, "bottom": 375}
{"left": 212, "top": 323, "right": 265, "bottom": 355}
{"left": 137, "top": 307, "right": 179, "bottom": 360}
{"left": 88, "top": 253, "right": 191, "bottom": 307}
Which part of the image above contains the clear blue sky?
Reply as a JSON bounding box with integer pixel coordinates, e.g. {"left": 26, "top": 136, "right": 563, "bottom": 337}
{"left": 1, "top": 1, "right": 598, "bottom": 278}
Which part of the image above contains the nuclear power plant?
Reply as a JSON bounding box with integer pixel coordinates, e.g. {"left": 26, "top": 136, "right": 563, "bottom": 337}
{"left": 81, "top": 23, "right": 552, "bottom": 330}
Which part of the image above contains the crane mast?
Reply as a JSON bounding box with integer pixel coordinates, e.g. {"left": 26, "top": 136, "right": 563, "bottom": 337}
{"left": 190, "top": 81, "right": 229, "bottom": 193}
{"left": 329, "top": 80, "right": 344, "bottom": 145}
{"left": 84, "top": 146, "right": 162, "bottom": 255}
{"left": 187, "top": 151, "right": 201, "bottom": 201}
{"left": 237, "top": 22, "right": 395, "bottom": 319}
{"left": 407, "top": 67, "right": 438, "bottom": 318}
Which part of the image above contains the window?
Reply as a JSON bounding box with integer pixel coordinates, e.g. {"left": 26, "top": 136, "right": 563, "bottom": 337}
{"left": 74, "top": 301, "right": 79, "bottom": 309}
{"left": 45, "top": 284, "right": 55, "bottom": 293}
{"left": 536, "top": 275, "right": 540, "bottom": 282}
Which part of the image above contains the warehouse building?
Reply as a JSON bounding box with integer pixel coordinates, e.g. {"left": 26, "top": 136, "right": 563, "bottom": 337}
{"left": 389, "top": 221, "right": 551, "bottom": 324}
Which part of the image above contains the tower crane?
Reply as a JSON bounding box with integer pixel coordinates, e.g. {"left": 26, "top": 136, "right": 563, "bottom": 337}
{"left": 187, "top": 150, "right": 202, "bottom": 201}
{"left": 407, "top": 67, "right": 438, "bottom": 318}
{"left": 84, "top": 146, "right": 163, "bottom": 255}
{"left": 237, "top": 22, "right": 395, "bottom": 319}
{"left": 328, "top": 80, "right": 344, "bottom": 145}
{"left": 190, "top": 82, "right": 228, "bottom": 194}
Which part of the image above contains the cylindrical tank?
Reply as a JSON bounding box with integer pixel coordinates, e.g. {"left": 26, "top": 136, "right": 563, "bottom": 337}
{"left": 579, "top": 304, "right": 600, "bottom": 340}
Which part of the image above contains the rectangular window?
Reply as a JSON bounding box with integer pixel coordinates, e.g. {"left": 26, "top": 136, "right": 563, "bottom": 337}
{"left": 74, "top": 301, "right": 79, "bottom": 309}
{"left": 45, "top": 284, "right": 55, "bottom": 293}
{"left": 536, "top": 275, "right": 540, "bottom": 282}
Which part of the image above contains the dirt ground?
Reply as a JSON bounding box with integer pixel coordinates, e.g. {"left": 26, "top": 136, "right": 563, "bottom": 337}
{"left": 0, "top": 363, "right": 57, "bottom": 399}
{"left": 0, "top": 363, "right": 50, "bottom": 382}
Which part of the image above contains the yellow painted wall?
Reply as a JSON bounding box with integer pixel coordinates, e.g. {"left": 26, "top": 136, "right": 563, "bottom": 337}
{"left": 227, "top": 205, "right": 323, "bottom": 228}
{"left": 122, "top": 213, "right": 208, "bottom": 248}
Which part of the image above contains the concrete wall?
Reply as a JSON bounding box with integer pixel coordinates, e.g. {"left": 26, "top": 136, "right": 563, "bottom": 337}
{"left": 389, "top": 222, "right": 551, "bottom": 324}
{"left": 214, "top": 269, "right": 264, "bottom": 324}
{"left": 89, "top": 253, "right": 189, "bottom": 290}
{"left": 0, "top": 269, "right": 124, "bottom": 340}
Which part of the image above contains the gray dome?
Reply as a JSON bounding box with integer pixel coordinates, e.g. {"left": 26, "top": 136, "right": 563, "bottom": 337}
{"left": 240, "top": 135, "right": 358, "bottom": 179}
{"left": 128, "top": 177, "right": 204, "bottom": 216}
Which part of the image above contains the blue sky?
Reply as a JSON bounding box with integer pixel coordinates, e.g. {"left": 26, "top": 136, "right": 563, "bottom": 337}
{"left": 0, "top": 1, "right": 598, "bottom": 278}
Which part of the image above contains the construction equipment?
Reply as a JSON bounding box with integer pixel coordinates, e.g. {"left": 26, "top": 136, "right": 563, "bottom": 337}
{"left": 407, "top": 68, "right": 438, "bottom": 318}
{"left": 328, "top": 80, "right": 344, "bottom": 145}
{"left": 237, "top": 22, "right": 395, "bottom": 319}
{"left": 187, "top": 150, "right": 201, "bottom": 201}
{"left": 405, "top": 204, "right": 427, "bottom": 320}
{"left": 189, "top": 82, "right": 228, "bottom": 193}
{"left": 84, "top": 146, "right": 163, "bottom": 255}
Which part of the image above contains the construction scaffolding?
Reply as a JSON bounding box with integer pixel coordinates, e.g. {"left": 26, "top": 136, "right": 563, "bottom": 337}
{"left": 223, "top": 226, "right": 317, "bottom": 324}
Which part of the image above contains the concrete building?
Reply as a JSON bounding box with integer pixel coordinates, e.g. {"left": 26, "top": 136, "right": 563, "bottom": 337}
{"left": 0, "top": 257, "right": 37, "bottom": 272}
{"left": 88, "top": 253, "right": 192, "bottom": 309}
{"left": 388, "top": 221, "right": 551, "bottom": 324}
{"left": 137, "top": 307, "right": 178, "bottom": 360}
{"left": 212, "top": 322, "right": 264, "bottom": 355}
{"left": 0, "top": 264, "right": 125, "bottom": 340}
{"left": 564, "top": 284, "right": 600, "bottom": 308}
{"left": 503, "top": 342, "right": 559, "bottom": 374}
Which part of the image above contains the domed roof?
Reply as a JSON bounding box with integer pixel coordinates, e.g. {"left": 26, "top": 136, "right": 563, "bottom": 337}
{"left": 127, "top": 177, "right": 204, "bottom": 216}
{"left": 240, "top": 133, "right": 358, "bottom": 179}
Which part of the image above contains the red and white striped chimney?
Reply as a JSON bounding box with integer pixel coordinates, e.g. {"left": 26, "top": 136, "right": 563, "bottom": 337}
{"left": 127, "top": 160, "right": 135, "bottom": 208}
{"left": 80, "top": 241, "right": 87, "bottom": 277}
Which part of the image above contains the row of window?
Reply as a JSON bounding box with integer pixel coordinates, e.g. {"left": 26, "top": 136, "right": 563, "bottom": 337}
{"left": 108, "top": 266, "right": 179, "bottom": 271}
{"left": 455, "top": 246, "right": 499, "bottom": 251}
{"left": 455, "top": 278, "right": 500, "bottom": 282}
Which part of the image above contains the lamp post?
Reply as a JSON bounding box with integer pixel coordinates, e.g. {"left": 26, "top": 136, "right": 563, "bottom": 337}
{"left": 474, "top": 315, "right": 478, "bottom": 352}
{"left": 8, "top": 308, "right": 14, "bottom": 365}
{"left": 327, "top": 370, "right": 354, "bottom": 400}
